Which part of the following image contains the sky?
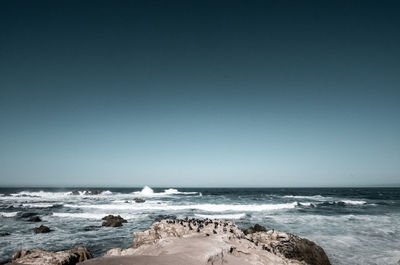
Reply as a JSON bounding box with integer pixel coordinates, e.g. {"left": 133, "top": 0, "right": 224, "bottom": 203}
{"left": 0, "top": 0, "right": 399, "bottom": 187}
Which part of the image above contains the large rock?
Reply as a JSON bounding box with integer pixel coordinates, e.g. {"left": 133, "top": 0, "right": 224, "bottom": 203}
{"left": 101, "top": 215, "right": 127, "bottom": 227}
{"left": 11, "top": 247, "right": 92, "bottom": 265}
{"left": 243, "top": 223, "right": 267, "bottom": 235}
{"left": 80, "top": 219, "right": 330, "bottom": 265}
{"left": 247, "top": 230, "right": 331, "bottom": 265}
{"left": 134, "top": 198, "right": 145, "bottom": 203}
{"left": 34, "top": 225, "right": 51, "bottom": 234}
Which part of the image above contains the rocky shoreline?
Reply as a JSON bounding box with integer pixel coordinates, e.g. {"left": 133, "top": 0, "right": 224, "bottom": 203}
{"left": 8, "top": 218, "right": 331, "bottom": 265}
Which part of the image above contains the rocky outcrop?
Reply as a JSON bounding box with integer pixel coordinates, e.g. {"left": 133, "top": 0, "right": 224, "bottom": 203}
{"left": 101, "top": 215, "right": 127, "bottom": 227}
{"left": 34, "top": 225, "right": 51, "bottom": 234}
{"left": 134, "top": 198, "right": 145, "bottom": 203}
{"left": 247, "top": 230, "right": 331, "bottom": 265}
{"left": 81, "top": 219, "right": 330, "bottom": 265}
{"left": 28, "top": 216, "right": 42, "bottom": 222}
{"left": 71, "top": 190, "right": 101, "bottom": 196}
{"left": 243, "top": 223, "right": 267, "bottom": 235}
{"left": 11, "top": 247, "right": 92, "bottom": 265}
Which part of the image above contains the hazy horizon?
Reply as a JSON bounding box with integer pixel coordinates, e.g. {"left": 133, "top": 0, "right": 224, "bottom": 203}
{"left": 1, "top": 0, "right": 399, "bottom": 187}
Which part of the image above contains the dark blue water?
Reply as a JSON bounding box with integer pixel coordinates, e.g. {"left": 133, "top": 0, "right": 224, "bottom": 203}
{"left": 1, "top": 187, "right": 399, "bottom": 264}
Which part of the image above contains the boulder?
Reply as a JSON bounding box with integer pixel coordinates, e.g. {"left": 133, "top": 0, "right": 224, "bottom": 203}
{"left": 11, "top": 247, "right": 92, "bottom": 265}
{"left": 133, "top": 198, "right": 145, "bottom": 203}
{"left": 88, "top": 190, "right": 101, "bottom": 195}
{"left": 71, "top": 190, "right": 101, "bottom": 196}
{"left": 28, "top": 216, "right": 42, "bottom": 222}
{"left": 34, "top": 225, "right": 51, "bottom": 234}
{"left": 247, "top": 230, "right": 331, "bottom": 265}
{"left": 243, "top": 223, "right": 267, "bottom": 235}
{"left": 101, "top": 215, "right": 127, "bottom": 227}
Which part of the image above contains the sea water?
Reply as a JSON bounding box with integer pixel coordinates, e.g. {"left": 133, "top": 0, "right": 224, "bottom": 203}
{"left": 0, "top": 187, "right": 399, "bottom": 264}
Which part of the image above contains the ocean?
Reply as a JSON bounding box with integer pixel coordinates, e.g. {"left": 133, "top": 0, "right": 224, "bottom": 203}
{"left": 0, "top": 187, "right": 399, "bottom": 264}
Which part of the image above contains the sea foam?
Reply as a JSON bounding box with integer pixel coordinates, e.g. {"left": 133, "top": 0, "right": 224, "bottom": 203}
{"left": 132, "top": 186, "right": 199, "bottom": 197}
{"left": 0, "top": 212, "right": 18, "bottom": 217}
{"left": 65, "top": 202, "right": 297, "bottom": 212}
{"left": 195, "top": 213, "right": 246, "bottom": 219}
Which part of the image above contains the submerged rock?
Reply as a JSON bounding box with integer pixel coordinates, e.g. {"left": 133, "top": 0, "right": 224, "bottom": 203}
{"left": 19, "top": 212, "right": 39, "bottom": 218}
{"left": 101, "top": 215, "right": 127, "bottom": 227}
{"left": 34, "top": 225, "right": 51, "bottom": 234}
{"left": 83, "top": 225, "right": 101, "bottom": 231}
{"left": 11, "top": 247, "right": 92, "bottom": 265}
{"left": 28, "top": 216, "right": 42, "bottom": 222}
{"left": 90, "top": 218, "right": 331, "bottom": 265}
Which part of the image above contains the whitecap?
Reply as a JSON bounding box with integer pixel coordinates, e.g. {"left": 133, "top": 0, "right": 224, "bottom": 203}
{"left": 65, "top": 202, "right": 297, "bottom": 212}
{"left": 283, "top": 195, "right": 328, "bottom": 200}
{"left": 52, "top": 212, "right": 136, "bottom": 219}
{"left": 298, "top": 202, "right": 314, "bottom": 207}
{"left": 0, "top": 212, "right": 18, "bottom": 217}
{"left": 132, "top": 186, "right": 199, "bottom": 197}
{"left": 340, "top": 200, "right": 367, "bottom": 205}
{"left": 195, "top": 213, "right": 246, "bottom": 219}
{"left": 21, "top": 203, "right": 63, "bottom": 208}
{"left": 10, "top": 191, "right": 70, "bottom": 199}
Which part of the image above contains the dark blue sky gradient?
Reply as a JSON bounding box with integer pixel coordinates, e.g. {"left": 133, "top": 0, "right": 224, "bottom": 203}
{"left": 0, "top": 0, "right": 399, "bottom": 186}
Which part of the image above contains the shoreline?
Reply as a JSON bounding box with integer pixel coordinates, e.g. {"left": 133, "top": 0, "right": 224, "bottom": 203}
{"left": 9, "top": 217, "right": 331, "bottom": 265}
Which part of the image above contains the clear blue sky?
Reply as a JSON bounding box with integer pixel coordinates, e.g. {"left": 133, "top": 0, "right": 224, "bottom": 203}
{"left": 0, "top": 0, "right": 399, "bottom": 187}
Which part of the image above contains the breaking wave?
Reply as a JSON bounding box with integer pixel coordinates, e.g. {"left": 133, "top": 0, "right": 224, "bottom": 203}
{"left": 132, "top": 186, "right": 199, "bottom": 197}
{"left": 195, "top": 213, "right": 246, "bottom": 219}
{"left": 283, "top": 195, "right": 329, "bottom": 200}
{"left": 0, "top": 212, "right": 18, "bottom": 217}
{"left": 65, "top": 202, "right": 297, "bottom": 212}
{"left": 21, "top": 203, "right": 63, "bottom": 209}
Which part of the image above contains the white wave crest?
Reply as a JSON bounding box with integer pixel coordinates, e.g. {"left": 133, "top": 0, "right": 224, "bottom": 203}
{"left": 195, "top": 213, "right": 246, "bottom": 219}
{"left": 10, "top": 191, "right": 70, "bottom": 199}
{"left": 340, "top": 200, "right": 367, "bottom": 205}
{"left": 132, "top": 186, "right": 199, "bottom": 197}
{"left": 298, "top": 202, "right": 314, "bottom": 206}
{"left": 65, "top": 202, "right": 297, "bottom": 212}
{"left": 283, "top": 195, "right": 328, "bottom": 200}
{"left": 0, "top": 211, "right": 18, "bottom": 217}
{"left": 21, "top": 203, "right": 63, "bottom": 208}
{"left": 52, "top": 212, "right": 136, "bottom": 219}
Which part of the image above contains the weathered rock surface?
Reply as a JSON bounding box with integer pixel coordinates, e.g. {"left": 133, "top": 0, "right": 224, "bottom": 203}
{"left": 243, "top": 223, "right": 267, "bottom": 234}
{"left": 101, "top": 215, "right": 127, "bottom": 227}
{"left": 11, "top": 247, "right": 92, "bottom": 265}
{"left": 80, "top": 219, "right": 331, "bottom": 265}
{"left": 247, "top": 230, "right": 331, "bottom": 265}
{"left": 28, "top": 216, "right": 42, "bottom": 222}
{"left": 34, "top": 225, "right": 51, "bottom": 234}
